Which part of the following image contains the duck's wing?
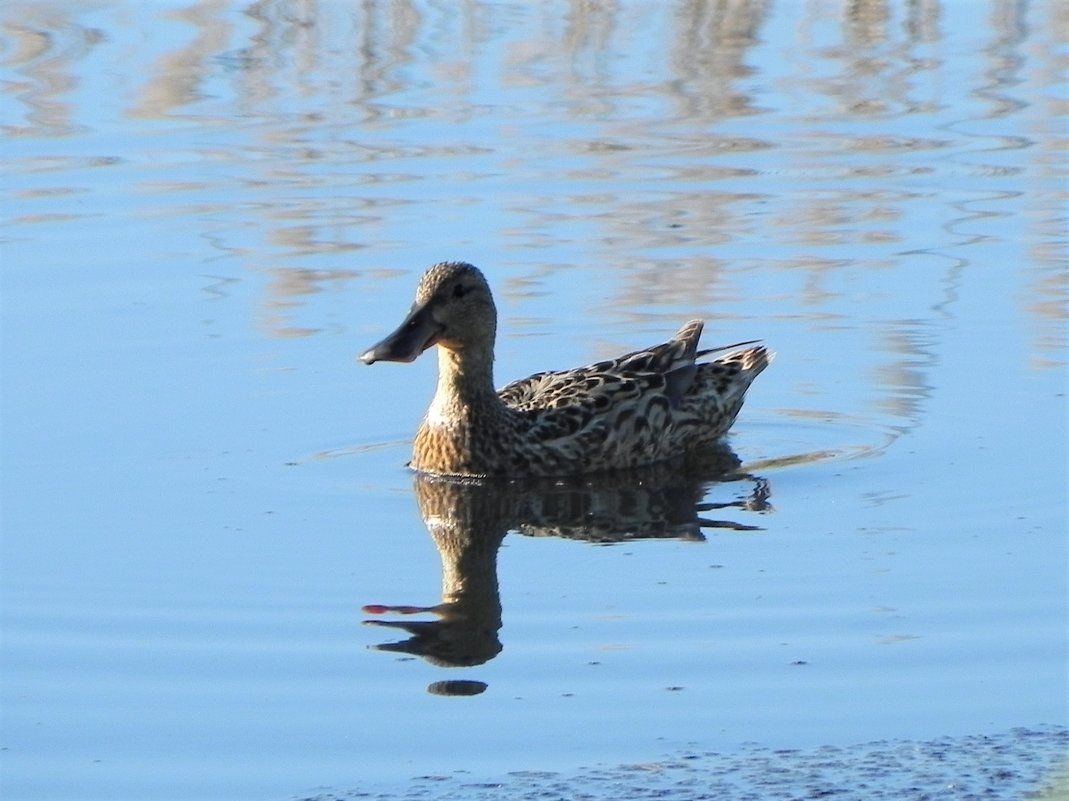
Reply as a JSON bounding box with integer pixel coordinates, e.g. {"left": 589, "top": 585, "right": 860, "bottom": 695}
{"left": 531, "top": 373, "right": 689, "bottom": 472}
{"left": 500, "top": 365, "right": 667, "bottom": 415}
{"left": 499, "top": 320, "right": 706, "bottom": 412}
{"left": 586, "top": 319, "right": 703, "bottom": 375}
{"left": 518, "top": 319, "right": 758, "bottom": 385}
{"left": 500, "top": 366, "right": 680, "bottom": 459}
{"left": 495, "top": 324, "right": 768, "bottom": 470}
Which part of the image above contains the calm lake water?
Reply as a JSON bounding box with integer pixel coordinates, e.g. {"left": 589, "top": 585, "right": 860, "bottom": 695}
{"left": 2, "top": 1, "right": 1066, "bottom": 799}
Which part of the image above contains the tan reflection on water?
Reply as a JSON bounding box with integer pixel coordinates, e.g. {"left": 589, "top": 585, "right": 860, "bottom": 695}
{"left": 129, "top": 1, "right": 234, "bottom": 120}
{"left": 2, "top": 4, "right": 101, "bottom": 136}
{"left": 258, "top": 267, "right": 360, "bottom": 338}
{"left": 3, "top": 1, "right": 1064, "bottom": 387}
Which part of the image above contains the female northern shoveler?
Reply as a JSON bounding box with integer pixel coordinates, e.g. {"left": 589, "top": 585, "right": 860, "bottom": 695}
{"left": 360, "top": 261, "right": 771, "bottom": 477}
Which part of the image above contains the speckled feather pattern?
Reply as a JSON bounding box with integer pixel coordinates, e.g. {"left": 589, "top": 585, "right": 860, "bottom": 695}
{"left": 362, "top": 262, "right": 771, "bottom": 478}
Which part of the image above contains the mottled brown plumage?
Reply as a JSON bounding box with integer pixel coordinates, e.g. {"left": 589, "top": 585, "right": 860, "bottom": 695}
{"left": 360, "top": 262, "right": 772, "bottom": 477}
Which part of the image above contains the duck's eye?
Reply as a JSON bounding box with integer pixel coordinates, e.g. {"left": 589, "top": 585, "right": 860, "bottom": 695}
{"left": 452, "top": 283, "right": 468, "bottom": 299}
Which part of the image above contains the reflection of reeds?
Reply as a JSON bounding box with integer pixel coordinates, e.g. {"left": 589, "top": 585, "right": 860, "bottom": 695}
{"left": 130, "top": 1, "right": 234, "bottom": 120}
{"left": 363, "top": 443, "right": 770, "bottom": 677}
{"left": 8, "top": 0, "right": 1063, "bottom": 452}
{"left": 2, "top": 6, "right": 94, "bottom": 136}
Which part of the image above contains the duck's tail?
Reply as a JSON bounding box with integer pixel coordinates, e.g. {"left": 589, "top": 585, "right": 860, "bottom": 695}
{"left": 722, "top": 344, "right": 773, "bottom": 377}
{"left": 680, "top": 344, "right": 772, "bottom": 443}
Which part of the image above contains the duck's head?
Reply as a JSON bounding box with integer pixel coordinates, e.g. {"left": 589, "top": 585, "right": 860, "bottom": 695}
{"left": 360, "top": 262, "right": 497, "bottom": 364}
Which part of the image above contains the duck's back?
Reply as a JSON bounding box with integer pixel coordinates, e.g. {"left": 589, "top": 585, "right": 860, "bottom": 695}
{"left": 498, "top": 319, "right": 703, "bottom": 412}
{"left": 495, "top": 323, "right": 771, "bottom": 473}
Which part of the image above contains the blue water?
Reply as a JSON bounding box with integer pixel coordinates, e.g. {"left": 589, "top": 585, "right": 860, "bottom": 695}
{"left": 1, "top": 2, "right": 1066, "bottom": 800}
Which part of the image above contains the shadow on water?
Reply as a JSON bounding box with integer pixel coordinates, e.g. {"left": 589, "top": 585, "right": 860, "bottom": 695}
{"left": 362, "top": 444, "right": 771, "bottom": 694}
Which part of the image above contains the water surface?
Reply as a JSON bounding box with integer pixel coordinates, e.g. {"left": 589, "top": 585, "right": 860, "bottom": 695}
{"left": 1, "top": 1, "right": 1066, "bottom": 799}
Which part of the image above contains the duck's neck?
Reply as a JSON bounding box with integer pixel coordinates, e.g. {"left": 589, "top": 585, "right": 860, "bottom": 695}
{"left": 428, "top": 345, "right": 502, "bottom": 425}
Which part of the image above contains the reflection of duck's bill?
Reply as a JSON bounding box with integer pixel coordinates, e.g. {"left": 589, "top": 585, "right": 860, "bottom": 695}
{"left": 363, "top": 619, "right": 438, "bottom": 632}
{"left": 362, "top": 604, "right": 430, "bottom": 615}
{"left": 364, "top": 618, "right": 441, "bottom": 645}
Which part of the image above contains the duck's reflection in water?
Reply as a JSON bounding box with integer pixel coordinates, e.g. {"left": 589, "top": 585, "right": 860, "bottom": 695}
{"left": 363, "top": 444, "right": 770, "bottom": 694}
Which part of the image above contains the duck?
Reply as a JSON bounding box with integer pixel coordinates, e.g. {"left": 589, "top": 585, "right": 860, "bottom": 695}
{"left": 360, "top": 261, "right": 772, "bottom": 478}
